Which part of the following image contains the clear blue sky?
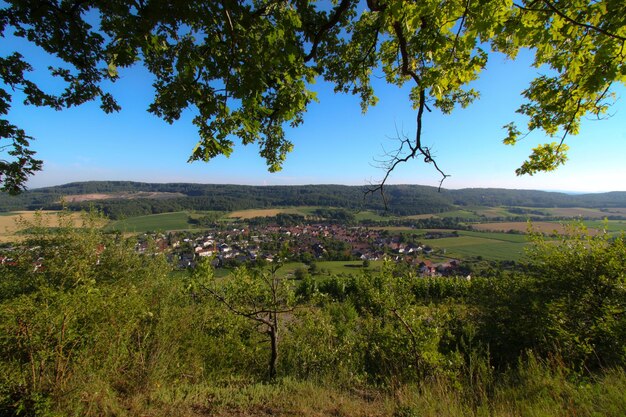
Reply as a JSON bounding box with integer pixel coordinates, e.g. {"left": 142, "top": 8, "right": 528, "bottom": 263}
{"left": 3, "top": 36, "right": 625, "bottom": 192}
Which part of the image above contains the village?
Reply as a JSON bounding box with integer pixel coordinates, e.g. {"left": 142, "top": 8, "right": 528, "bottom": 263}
{"left": 138, "top": 223, "right": 464, "bottom": 277}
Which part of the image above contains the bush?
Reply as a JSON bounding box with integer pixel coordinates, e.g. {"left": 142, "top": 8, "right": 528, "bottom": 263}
{"left": 474, "top": 223, "right": 626, "bottom": 371}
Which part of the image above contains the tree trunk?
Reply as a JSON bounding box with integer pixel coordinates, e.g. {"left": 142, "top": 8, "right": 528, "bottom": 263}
{"left": 268, "top": 322, "right": 278, "bottom": 380}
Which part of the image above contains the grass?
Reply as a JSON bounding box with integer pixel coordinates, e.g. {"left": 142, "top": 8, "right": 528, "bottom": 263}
{"left": 106, "top": 211, "right": 193, "bottom": 232}
{"left": 65, "top": 366, "right": 626, "bottom": 417}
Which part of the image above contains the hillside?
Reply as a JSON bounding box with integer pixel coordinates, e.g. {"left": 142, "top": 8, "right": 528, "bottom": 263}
{"left": 0, "top": 181, "right": 624, "bottom": 217}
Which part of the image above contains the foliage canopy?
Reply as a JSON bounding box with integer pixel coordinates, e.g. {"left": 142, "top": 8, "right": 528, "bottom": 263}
{"left": 1, "top": 0, "right": 625, "bottom": 193}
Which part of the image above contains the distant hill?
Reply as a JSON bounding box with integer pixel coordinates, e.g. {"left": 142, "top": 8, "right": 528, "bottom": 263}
{"left": 0, "top": 181, "right": 624, "bottom": 218}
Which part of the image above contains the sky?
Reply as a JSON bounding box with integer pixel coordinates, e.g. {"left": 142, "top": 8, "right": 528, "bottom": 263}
{"left": 3, "top": 36, "right": 626, "bottom": 193}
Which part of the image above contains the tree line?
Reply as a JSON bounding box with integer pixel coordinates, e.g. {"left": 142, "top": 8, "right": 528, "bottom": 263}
{"left": 1, "top": 181, "right": 625, "bottom": 217}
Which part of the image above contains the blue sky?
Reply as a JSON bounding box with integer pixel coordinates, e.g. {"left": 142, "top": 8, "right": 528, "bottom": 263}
{"left": 3, "top": 37, "right": 626, "bottom": 192}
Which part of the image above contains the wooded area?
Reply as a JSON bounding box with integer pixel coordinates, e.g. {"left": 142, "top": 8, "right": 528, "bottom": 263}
{"left": 1, "top": 181, "right": 625, "bottom": 217}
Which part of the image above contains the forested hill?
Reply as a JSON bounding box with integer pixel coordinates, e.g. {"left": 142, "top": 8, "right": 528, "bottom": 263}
{"left": 0, "top": 181, "right": 624, "bottom": 217}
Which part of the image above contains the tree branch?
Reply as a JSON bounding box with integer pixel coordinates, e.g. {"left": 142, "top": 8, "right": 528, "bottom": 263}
{"left": 513, "top": 1, "right": 626, "bottom": 42}
{"left": 449, "top": 0, "right": 470, "bottom": 61}
{"left": 390, "top": 308, "right": 423, "bottom": 373}
{"left": 366, "top": 89, "right": 449, "bottom": 209}
{"left": 542, "top": 0, "right": 626, "bottom": 42}
{"left": 304, "top": 0, "right": 352, "bottom": 62}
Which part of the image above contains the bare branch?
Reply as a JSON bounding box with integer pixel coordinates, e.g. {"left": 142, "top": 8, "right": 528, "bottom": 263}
{"left": 201, "top": 283, "right": 274, "bottom": 327}
{"left": 365, "top": 89, "right": 450, "bottom": 208}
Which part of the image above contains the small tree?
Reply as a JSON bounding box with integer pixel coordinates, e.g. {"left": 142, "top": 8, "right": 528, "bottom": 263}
{"left": 191, "top": 260, "right": 295, "bottom": 380}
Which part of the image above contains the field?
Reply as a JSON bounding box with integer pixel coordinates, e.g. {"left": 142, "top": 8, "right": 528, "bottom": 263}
{"left": 354, "top": 210, "right": 401, "bottom": 221}
{"left": 366, "top": 227, "right": 529, "bottom": 261}
{"left": 474, "top": 221, "right": 573, "bottom": 234}
{"left": 471, "top": 221, "right": 614, "bottom": 236}
{"left": 0, "top": 211, "right": 86, "bottom": 242}
{"left": 542, "top": 207, "right": 617, "bottom": 218}
{"left": 435, "top": 209, "right": 482, "bottom": 220}
{"left": 106, "top": 211, "right": 193, "bottom": 232}
{"left": 583, "top": 219, "right": 626, "bottom": 234}
{"left": 61, "top": 191, "right": 185, "bottom": 202}
{"left": 227, "top": 207, "right": 318, "bottom": 219}
{"left": 469, "top": 206, "right": 512, "bottom": 218}
{"left": 425, "top": 230, "right": 528, "bottom": 261}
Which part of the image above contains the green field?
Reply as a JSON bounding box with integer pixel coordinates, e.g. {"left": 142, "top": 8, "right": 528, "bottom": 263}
{"left": 415, "top": 230, "right": 529, "bottom": 261}
{"left": 425, "top": 235, "right": 527, "bottom": 261}
{"left": 106, "top": 211, "right": 193, "bottom": 232}
{"left": 582, "top": 219, "right": 626, "bottom": 234}
{"left": 435, "top": 209, "right": 482, "bottom": 220}
{"left": 457, "top": 230, "right": 528, "bottom": 242}
{"left": 354, "top": 210, "right": 400, "bottom": 221}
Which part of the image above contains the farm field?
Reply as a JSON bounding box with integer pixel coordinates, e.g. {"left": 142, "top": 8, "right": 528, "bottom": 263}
{"left": 425, "top": 234, "right": 527, "bottom": 261}
{"left": 365, "top": 228, "right": 529, "bottom": 261}
{"left": 0, "top": 210, "right": 86, "bottom": 242}
{"left": 468, "top": 206, "right": 512, "bottom": 218}
{"left": 470, "top": 221, "right": 593, "bottom": 234}
{"left": 227, "top": 207, "right": 319, "bottom": 219}
{"left": 541, "top": 207, "right": 617, "bottom": 218}
{"left": 457, "top": 230, "right": 528, "bottom": 242}
{"left": 582, "top": 219, "right": 626, "bottom": 234}
{"left": 435, "top": 209, "right": 482, "bottom": 220}
{"left": 605, "top": 207, "right": 626, "bottom": 215}
{"left": 106, "top": 211, "right": 193, "bottom": 233}
{"left": 355, "top": 210, "right": 401, "bottom": 221}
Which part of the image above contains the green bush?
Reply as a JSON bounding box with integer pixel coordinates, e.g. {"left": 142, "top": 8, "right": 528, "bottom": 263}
{"left": 474, "top": 223, "right": 626, "bottom": 371}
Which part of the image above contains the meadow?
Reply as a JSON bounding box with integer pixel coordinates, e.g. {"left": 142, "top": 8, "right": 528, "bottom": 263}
{"left": 423, "top": 231, "right": 527, "bottom": 261}
{"left": 373, "top": 228, "right": 530, "bottom": 261}
{"left": 106, "top": 211, "right": 193, "bottom": 232}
